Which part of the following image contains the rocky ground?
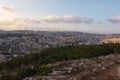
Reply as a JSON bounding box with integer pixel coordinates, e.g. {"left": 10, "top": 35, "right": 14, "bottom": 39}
{"left": 24, "top": 54, "right": 120, "bottom": 80}
{"left": 0, "top": 54, "right": 6, "bottom": 63}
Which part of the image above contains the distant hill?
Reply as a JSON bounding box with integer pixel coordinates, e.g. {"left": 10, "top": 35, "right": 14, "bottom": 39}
{"left": 0, "top": 31, "right": 105, "bottom": 55}
{"left": 101, "top": 38, "right": 120, "bottom": 43}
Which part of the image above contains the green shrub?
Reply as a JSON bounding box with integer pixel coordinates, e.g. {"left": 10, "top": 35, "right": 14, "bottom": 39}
{"left": 16, "top": 68, "right": 35, "bottom": 80}
{"left": 34, "top": 64, "right": 51, "bottom": 76}
{"left": 0, "top": 74, "right": 15, "bottom": 80}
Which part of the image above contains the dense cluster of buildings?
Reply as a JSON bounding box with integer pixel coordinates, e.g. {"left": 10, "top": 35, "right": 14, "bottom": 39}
{"left": 0, "top": 31, "right": 104, "bottom": 56}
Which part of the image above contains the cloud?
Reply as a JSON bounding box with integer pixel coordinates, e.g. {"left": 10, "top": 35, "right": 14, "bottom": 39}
{"left": 0, "top": 17, "right": 41, "bottom": 30}
{"left": 107, "top": 16, "right": 120, "bottom": 23}
{"left": 42, "top": 15, "right": 93, "bottom": 24}
{"left": 20, "top": 18, "right": 41, "bottom": 24}
{"left": 42, "top": 16, "right": 61, "bottom": 23}
{"left": 0, "top": 5, "right": 14, "bottom": 13}
{"left": 97, "top": 21, "right": 103, "bottom": 24}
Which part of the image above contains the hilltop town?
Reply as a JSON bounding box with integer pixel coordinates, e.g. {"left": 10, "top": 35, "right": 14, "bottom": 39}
{"left": 1, "top": 31, "right": 120, "bottom": 62}
{"left": 0, "top": 31, "right": 103, "bottom": 56}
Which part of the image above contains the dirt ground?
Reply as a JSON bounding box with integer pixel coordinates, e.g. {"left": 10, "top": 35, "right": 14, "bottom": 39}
{"left": 96, "top": 65, "right": 120, "bottom": 80}
{"left": 74, "top": 64, "right": 120, "bottom": 80}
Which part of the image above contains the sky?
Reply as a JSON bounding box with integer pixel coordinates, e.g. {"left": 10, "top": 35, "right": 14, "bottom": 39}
{"left": 0, "top": 0, "right": 120, "bottom": 33}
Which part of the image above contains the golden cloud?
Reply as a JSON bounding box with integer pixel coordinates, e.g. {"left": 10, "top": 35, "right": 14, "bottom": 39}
{"left": 0, "top": 5, "right": 14, "bottom": 13}
{"left": 108, "top": 16, "right": 120, "bottom": 23}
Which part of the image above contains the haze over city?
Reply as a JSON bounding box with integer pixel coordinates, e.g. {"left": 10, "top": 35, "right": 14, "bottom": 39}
{"left": 0, "top": 0, "right": 120, "bottom": 33}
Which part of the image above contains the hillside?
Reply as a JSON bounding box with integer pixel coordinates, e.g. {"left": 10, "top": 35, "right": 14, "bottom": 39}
{"left": 25, "top": 54, "right": 120, "bottom": 80}
{"left": 0, "top": 31, "right": 104, "bottom": 55}
{"left": 101, "top": 38, "right": 120, "bottom": 43}
{"left": 0, "top": 44, "right": 120, "bottom": 80}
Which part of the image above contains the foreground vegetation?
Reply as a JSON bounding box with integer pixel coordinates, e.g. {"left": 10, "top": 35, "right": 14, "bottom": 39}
{"left": 0, "top": 43, "right": 120, "bottom": 80}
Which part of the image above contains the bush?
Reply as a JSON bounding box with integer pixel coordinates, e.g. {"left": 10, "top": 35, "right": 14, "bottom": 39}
{"left": 0, "top": 74, "right": 15, "bottom": 80}
{"left": 16, "top": 68, "right": 36, "bottom": 80}
{"left": 34, "top": 64, "right": 51, "bottom": 76}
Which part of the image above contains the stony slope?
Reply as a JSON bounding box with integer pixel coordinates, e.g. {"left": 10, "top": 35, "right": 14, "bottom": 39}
{"left": 24, "top": 54, "right": 120, "bottom": 80}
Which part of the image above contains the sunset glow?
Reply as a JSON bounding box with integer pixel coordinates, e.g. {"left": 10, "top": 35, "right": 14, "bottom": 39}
{"left": 0, "top": 0, "right": 120, "bottom": 33}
